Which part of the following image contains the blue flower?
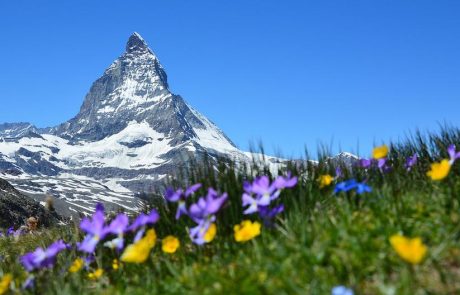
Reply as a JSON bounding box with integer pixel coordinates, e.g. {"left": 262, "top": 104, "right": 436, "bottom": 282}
{"left": 332, "top": 285, "right": 354, "bottom": 295}
{"left": 334, "top": 179, "right": 371, "bottom": 195}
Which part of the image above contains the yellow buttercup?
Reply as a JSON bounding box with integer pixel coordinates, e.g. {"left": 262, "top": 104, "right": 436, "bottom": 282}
{"left": 390, "top": 234, "right": 427, "bottom": 264}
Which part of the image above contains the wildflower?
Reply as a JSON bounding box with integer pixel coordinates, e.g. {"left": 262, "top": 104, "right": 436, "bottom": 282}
{"left": 234, "top": 220, "right": 261, "bottom": 242}
{"left": 405, "top": 154, "right": 418, "bottom": 170}
{"left": 78, "top": 203, "right": 108, "bottom": 253}
{"left": 104, "top": 213, "right": 129, "bottom": 251}
{"left": 121, "top": 229, "right": 156, "bottom": 263}
{"left": 69, "top": 258, "right": 84, "bottom": 273}
{"left": 318, "top": 174, "right": 333, "bottom": 188}
{"left": 204, "top": 223, "right": 217, "bottom": 243}
{"left": 162, "top": 236, "right": 180, "bottom": 254}
{"left": 22, "top": 276, "right": 34, "bottom": 290}
{"left": 390, "top": 234, "right": 427, "bottom": 264}
{"left": 128, "top": 209, "right": 160, "bottom": 242}
{"left": 358, "top": 158, "right": 372, "bottom": 169}
{"left": 0, "top": 274, "right": 12, "bottom": 295}
{"left": 335, "top": 167, "right": 343, "bottom": 179}
{"left": 88, "top": 268, "right": 104, "bottom": 280}
{"left": 188, "top": 188, "right": 227, "bottom": 223}
{"left": 21, "top": 240, "right": 68, "bottom": 272}
{"left": 334, "top": 179, "right": 372, "bottom": 195}
{"left": 447, "top": 144, "right": 460, "bottom": 164}
{"left": 427, "top": 159, "right": 451, "bottom": 181}
{"left": 372, "top": 145, "right": 389, "bottom": 159}
{"left": 332, "top": 285, "right": 354, "bottom": 295}
{"left": 273, "top": 172, "right": 298, "bottom": 190}
{"left": 165, "top": 183, "right": 202, "bottom": 219}
{"left": 242, "top": 173, "right": 297, "bottom": 215}
{"left": 187, "top": 189, "right": 227, "bottom": 245}
{"left": 258, "top": 204, "right": 284, "bottom": 227}
{"left": 112, "top": 259, "right": 120, "bottom": 270}
{"left": 6, "top": 227, "right": 14, "bottom": 236}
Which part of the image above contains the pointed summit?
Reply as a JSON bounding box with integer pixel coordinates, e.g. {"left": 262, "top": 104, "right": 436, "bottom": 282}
{"left": 126, "top": 32, "right": 150, "bottom": 53}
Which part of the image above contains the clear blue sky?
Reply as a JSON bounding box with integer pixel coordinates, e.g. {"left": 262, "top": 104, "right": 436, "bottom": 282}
{"left": 0, "top": 0, "right": 459, "bottom": 158}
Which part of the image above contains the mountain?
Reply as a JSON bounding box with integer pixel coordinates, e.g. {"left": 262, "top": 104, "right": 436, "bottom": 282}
{"left": 0, "top": 33, "right": 251, "bottom": 216}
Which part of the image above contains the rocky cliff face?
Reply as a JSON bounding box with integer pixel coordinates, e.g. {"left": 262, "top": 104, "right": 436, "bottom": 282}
{"left": 0, "top": 178, "right": 62, "bottom": 228}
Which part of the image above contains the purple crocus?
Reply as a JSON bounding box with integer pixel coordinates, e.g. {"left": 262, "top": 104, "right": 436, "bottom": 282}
{"left": 104, "top": 213, "right": 129, "bottom": 251}
{"left": 77, "top": 204, "right": 108, "bottom": 253}
{"left": 448, "top": 144, "right": 460, "bottom": 164}
{"left": 405, "top": 154, "right": 418, "bottom": 171}
{"left": 334, "top": 179, "right": 372, "bottom": 195}
{"left": 165, "top": 183, "right": 202, "bottom": 219}
{"left": 21, "top": 240, "right": 68, "bottom": 271}
{"left": 128, "top": 209, "right": 160, "bottom": 242}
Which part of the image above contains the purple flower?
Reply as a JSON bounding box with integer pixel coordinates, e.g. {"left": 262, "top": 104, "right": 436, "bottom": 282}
{"left": 258, "top": 204, "right": 284, "bottom": 226}
{"left": 335, "top": 167, "right": 343, "bottom": 179}
{"left": 405, "top": 154, "right": 418, "bottom": 170}
{"left": 6, "top": 227, "right": 14, "bottom": 236}
{"left": 189, "top": 219, "right": 213, "bottom": 245}
{"left": 104, "top": 213, "right": 129, "bottom": 251}
{"left": 188, "top": 188, "right": 227, "bottom": 223}
{"left": 77, "top": 204, "right": 108, "bottom": 253}
{"left": 358, "top": 159, "right": 372, "bottom": 169}
{"left": 377, "top": 158, "right": 392, "bottom": 173}
{"left": 128, "top": 209, "right": 160, "bottom": 242}
{"left": 273, "top": 172, "right": 298, "bottom": 190}
{"left": 21, "top": 240, "right": 68, "bottom": 271}
{"left": 448, "top": 144, "right": 460, "bottom": 164}
{"left": 334, "top": 179, "right": 371, "bottom": 195}
{"left": 128, "top": 209, "right": 160, "bottom": 232}
{"left": 187, "top": 188, "right": 227, "bottom": 245}
{"left": 242, "top": 173, "right": 298, "bottom": 215}
{"left": 22, "top": 276, "right": 35, "bottom": 290}
{"left": 332, "top": 286, "right": 354, "bottom": 295}
{"left": 165, "top": 183, "right": 202, "bottom": 219}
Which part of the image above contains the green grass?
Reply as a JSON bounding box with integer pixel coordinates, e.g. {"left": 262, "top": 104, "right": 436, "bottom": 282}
{"left": 1, "top": 126, "right": 460, "bottom": 294}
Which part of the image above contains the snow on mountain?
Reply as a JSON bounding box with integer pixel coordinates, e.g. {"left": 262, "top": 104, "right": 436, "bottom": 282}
{"left": 0, "top": 33, "right": 254, "bottom": 215}
{"left": 0, "top": 32, "right": 353, "bottom": 216}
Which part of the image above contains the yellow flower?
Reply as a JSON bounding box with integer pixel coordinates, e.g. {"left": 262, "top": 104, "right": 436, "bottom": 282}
{"left": 372, "top": 145, "right": 389, "bottom": 159}
{"left": 69, "top": 258, "right": 84, "bottom": 273}
{"left": 427, "top": 159, "right": 451, "bottom": 180}
{"left": 390, "top": 234, "right": 428, "bottom": 264}
{"left": 204, "top": 223, "right": 217, "bottom": 243}
{"left": 121, "top": 229, "right": 156, "bottom": 263}
{"left": 112, "top": 259, "right": 120, "bottom": 270}
{"left": 234, "top": 220, "right": 261, "bottom": 243}
{"left": 0, "top": 274, "right": 12, "bottom": 295}
{"left": 162, "top": 236, "right": 180, "bottom": 254}
{"left": 317, "top": 174, "right": 333, "bottom": 188}
{"left": 88, "top": 268, "right": 104, "bottom": 280}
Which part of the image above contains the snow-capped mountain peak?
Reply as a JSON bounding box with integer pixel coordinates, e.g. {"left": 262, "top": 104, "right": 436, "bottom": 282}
{"left": 0, "top": 33, "right": 246, "bottom": 215}
{"left": 126, "top": 32, "right": 152, "bottom": 54}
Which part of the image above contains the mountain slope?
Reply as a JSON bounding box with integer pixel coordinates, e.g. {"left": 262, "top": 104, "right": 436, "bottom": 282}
{"left": 0, "top": 33, "right": 249, "bottom": 215}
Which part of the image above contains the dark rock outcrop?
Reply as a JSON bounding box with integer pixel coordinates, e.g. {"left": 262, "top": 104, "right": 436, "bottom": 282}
{"left": 0, "top": 178, "right": 63, "bottom": 229}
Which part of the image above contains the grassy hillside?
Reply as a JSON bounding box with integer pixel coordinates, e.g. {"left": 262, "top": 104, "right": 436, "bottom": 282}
{"left": 1, "top": 127, "right": 460, "bottom": 294}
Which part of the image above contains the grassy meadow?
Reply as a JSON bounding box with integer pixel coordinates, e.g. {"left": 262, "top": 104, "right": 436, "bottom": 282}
{"left": 1, "top": 127, "right": 460, "bottom": 294}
